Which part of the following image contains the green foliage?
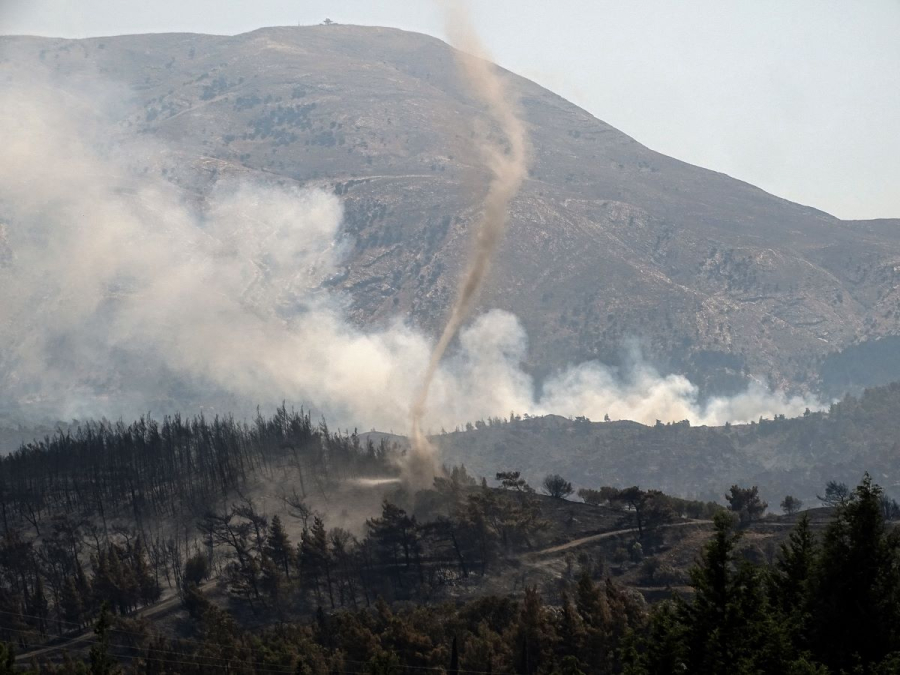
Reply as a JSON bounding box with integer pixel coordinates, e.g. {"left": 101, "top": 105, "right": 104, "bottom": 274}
{"left": 367, "top": 651, "right": 400, "bottom": 675}
{"left": 88, "top": 603, "right": 120, "bottom": 675}
{"left": 581, "top": 484, "right": 720, "bottom": 520}
{"left": 553, "top": 655, "right": 586, "bottom": 675}
{"left": 781, "top": 494, "right": 803, "bottom": 515}
{"left": 818, "top": 480, "right": 850, "bottom": 507}
{"left": 576, "top": 488, "right": 605, "bottom": 506}
{"left": 8, "top": 475, "right": 900, "bottom": 675}
{"left": 495, "top": 471, "right": 533, "bottom": 492}
{"left": 607, "top": 487, "right": 675, "bottom": 539}
{"left": 808, "top": 474, "right": 900, "bottom": 672}
{"left": 725, "top": 484, "right": 768, "bottom": 524}
{"left": 0, "top": 643, "right": 14, "bottom": 675}
{"left": 5, "top": 401, "right": 900, "bottom": 675}
{"left": 624, "top": 600, "right": 684, "bottom": 674}
{"left": 543, "top": 474, "right": 574, "bottom": 499}
{"left": 628, "top": 476, "right": 900, "bottom": 675}
{"left": 264, "top": 515, "right": 294, "bottom": 579}
{"left": 184, "top": 551, "right": 210, "bottom": 586}
{"left": 881, "top": 494, "right": 900, "bottom": 521}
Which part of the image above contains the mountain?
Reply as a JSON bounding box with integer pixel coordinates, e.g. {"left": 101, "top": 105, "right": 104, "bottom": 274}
{"left": 2, "top": 24, "right": 899, "bottom": 395}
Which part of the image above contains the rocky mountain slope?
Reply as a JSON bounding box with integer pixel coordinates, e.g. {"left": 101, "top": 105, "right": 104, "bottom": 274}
{"left": 2, "top": 24, "right": 899, "bottom": 395}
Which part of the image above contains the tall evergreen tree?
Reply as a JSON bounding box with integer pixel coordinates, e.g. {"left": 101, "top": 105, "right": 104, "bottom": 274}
{"left": 88, "top": 603, "right": 119, "bottom": 675}
{"left": 264, "top": 514, "right": 294, "bottom": 579}
{"left": 0, "top": 643, "right": 14, "bottom": 675}
{"left": 809, "top": 474, "right": 900, "bottom": 672}
{"left": 677, "top": 511, "right": 787, "bottom": 673}
{"left": 301, "top": 517, "right": 334, "bottom": 608}
{"left": 770, "top": 513, "right": 817, "bottom": 652}
{"left": 625, "top": 600, "right": 685, "bottom": 674}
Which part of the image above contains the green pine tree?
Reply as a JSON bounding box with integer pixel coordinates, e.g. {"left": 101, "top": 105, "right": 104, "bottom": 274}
{"left": 770, "top": 513, "right": 817, "bottom": 652}
{"left": 0, "top": 642, "right": 15, "bottom": 675}
{"left": 89, "top": 602, "right": 120, "bottom": 675}
{"left": 264, "top": 514, "right": 294, "bottom": 579}
{"left": 678, "top": 511, "right": 789, "bottom": 673}
{"left": 810, "top": 474, "right": 900, "bottom": 671}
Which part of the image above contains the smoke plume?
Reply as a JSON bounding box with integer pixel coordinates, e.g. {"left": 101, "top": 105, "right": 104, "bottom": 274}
{"left": 0, "top": 66, "right": 821, "bottom": 456}
{"left": 407, "top": 2, "right": 530, "bottom": 484}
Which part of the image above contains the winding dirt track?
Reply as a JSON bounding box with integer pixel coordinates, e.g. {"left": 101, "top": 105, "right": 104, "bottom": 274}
{"left": 15, "top": 581, "right": 214, "bottom": 663}
{"left": 527, "top": 519, "right": 711, "bottom": 558}
{"left": 16, "top": 519, "right": 713, "bottom": 662}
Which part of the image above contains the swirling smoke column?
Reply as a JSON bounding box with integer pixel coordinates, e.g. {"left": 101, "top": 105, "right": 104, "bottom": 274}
{"left": 406, "top": 2, "right": 530, "bottom": 485}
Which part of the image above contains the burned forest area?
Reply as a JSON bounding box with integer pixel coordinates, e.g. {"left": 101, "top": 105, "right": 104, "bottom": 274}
{"left": 0, "top": 400, "right": 899, "bottom": 674}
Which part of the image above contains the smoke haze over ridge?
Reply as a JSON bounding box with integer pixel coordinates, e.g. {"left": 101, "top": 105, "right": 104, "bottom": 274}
{"left": 0, "top": 70, "right": 822, "bottom": 438}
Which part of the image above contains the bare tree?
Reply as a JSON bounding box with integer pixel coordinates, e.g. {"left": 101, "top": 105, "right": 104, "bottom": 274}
{"left": 817, "top": 480, "right": 850, "bottom": 507}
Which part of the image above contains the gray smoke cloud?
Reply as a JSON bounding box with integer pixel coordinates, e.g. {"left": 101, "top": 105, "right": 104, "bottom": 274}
{"left": 0, "top": 72, "right": 820, "bottom": 443}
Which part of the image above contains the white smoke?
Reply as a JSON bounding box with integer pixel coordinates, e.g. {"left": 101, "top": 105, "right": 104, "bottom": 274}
{"left": 0, "top": 80, "right": 820, "bottom": 432}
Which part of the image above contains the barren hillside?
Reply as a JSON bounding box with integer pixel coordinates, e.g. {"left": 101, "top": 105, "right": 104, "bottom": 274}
{"left": 2, "top": 24, "right": 899, "bottom": 394}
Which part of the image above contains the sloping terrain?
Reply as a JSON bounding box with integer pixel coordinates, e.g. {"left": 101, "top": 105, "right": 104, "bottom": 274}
{"left": 431, "top": 382, "right": 900, "bottom": 503}
{"left": 1, "top": 24, "right": 899, "bottom": 394}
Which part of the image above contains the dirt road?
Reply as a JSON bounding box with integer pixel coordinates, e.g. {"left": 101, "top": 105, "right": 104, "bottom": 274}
{"left": 528, "top": 519, "right": 711, "bottom": 557}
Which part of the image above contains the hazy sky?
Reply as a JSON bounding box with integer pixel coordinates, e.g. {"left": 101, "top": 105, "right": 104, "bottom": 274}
{"left": 2, "top": 0, "right": 898, "bottom": 220}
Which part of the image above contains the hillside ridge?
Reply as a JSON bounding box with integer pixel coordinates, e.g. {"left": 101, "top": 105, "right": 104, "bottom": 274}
{"left": 1, "top": 24, "right": 899, "bottom": 396}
